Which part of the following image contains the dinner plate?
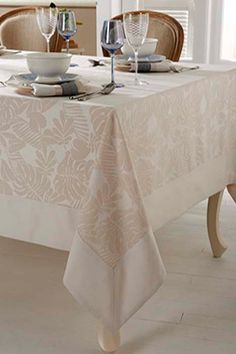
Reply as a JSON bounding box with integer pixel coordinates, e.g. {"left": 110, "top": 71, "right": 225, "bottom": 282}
{"left": 116, "top": 54, "right": 166, "bottom": 64}
{"left": 13, "top": 73, "right": 79, "bottom": 85}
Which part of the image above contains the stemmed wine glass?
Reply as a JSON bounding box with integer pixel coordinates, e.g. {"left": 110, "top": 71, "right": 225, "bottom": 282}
{"left": 57, "top": 11, "right": 77, "bottom": 53}
{"left": 36, "top": 7, "right": 58, "bottom": 53}
{"left": 101, "top": 20, "right": 125, "bottom": 88}
{"left": 123, "top": 13, "right": 149, "bottom": 85}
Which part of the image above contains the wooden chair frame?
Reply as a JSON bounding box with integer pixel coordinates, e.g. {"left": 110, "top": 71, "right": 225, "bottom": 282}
{"left": 0, "top": 7, "right": 63, "bottom": 52}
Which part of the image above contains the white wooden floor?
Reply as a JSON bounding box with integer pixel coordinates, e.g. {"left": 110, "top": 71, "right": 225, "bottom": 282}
{"left": 0, "top": 191, "right": 235, "bottom": 354}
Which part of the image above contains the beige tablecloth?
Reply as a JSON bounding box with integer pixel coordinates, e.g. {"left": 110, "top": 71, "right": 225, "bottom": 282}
{"left": 0, "top": 54, "right": 235, "bottom": 331}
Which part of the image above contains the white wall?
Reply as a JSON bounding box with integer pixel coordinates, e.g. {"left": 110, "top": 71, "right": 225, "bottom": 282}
{"left": 122, "top": 0, "right": 144, "bottom": 11}
{"left": 221, "top": 0, "right": 236, "bottom": 60}
{"left": 191, "top": 0, "right": 211, "bottom": 63}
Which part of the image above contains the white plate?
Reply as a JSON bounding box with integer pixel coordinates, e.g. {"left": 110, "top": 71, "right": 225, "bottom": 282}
{"left": 13, "top": 73, "right": 79, "bottom": 85}
{"left": 116, "top": 54, "right": 166, "bottom": 64}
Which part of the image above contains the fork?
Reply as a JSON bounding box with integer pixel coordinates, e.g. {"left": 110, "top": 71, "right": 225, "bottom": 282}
{"left": 69, "top": 83, "right": 115, "bottom": 101}
{"left": 88, "top": 58, "right": 106, "bottom": 67}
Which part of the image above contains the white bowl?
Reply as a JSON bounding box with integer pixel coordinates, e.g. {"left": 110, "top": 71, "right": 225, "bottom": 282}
{"left": 121, "top": 38, "right": 158, "bottom": 57}
{"left": 26, "top": 52, "right": 72, "bottom": 83}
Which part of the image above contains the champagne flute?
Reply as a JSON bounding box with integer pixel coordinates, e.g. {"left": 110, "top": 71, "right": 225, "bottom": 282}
{"left": 123, "top": 13, "right": 149, "bottom": 85}
{"left": 36, "top": 7, "right": 58, "bottom": 53}
{"left": 101, "top": 20, "right": 125, "bottom": 88}
{"left": 57, "top": 11, "right": 77, "bottom": 53}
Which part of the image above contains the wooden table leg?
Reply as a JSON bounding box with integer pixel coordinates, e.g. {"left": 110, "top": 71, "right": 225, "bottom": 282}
{"left": 207, "top": 190, "right": 227, "bottom": 257}
{"left": 97, "top": 322, "right": 120, "bottom": 353}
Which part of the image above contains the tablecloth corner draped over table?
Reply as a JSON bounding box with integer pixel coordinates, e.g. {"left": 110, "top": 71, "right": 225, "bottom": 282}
{"left": 62, "top": 110, "right": 167, "bottom": 330}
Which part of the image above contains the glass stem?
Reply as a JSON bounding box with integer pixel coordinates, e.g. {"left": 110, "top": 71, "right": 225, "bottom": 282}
{"left": 66, "top": 38, "right": 70, "bottom": 53}
{"left": 111, "top": 52, "right": 115, "bottom": 84}
{"left": 46, "top": 38, "right": 50, "bottom": 53}
{"left": 134, "top": 50, "right": 139, "bottom": 85}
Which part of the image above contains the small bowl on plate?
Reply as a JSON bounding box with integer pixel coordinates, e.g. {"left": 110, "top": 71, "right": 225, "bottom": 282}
{"left": 26, "top": 52, "right": 72, "bottom": 83}
{"left": 121, "top": 38, "right": 158, "bottom": 57}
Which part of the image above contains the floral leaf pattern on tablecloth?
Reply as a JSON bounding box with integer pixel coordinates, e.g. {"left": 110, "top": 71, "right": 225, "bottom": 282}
{"left": 0, "top": 69, "right": 236, "bottom": 267}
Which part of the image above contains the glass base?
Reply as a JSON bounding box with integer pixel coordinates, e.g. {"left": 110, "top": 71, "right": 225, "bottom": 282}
{"left": 135, "top": 79, "right": 149, "bottom": 86}
{"left": 114, "top": 82, "right": 125, "bottom": 88}
{"left": 125, "top": 79, "right": 149, "bottom": 86}
{"left": 103, "top": 82, "right": 124, "bottom": 88}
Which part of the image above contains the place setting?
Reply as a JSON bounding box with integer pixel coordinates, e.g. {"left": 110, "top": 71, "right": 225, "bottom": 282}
{"left": 0, "top": 6, "right": 100, "bottom": 99}
{"left": 0, "top": 8, "right": 200, "bottom": 100}
{"left": 11, "top": 52, "right": 102, "bottom": 99}
{"left": 0, "top": 5, "right": 117, "bottom": 100}
{"left": 100, "top": 12, "right": 199, "bottom": 88}
{"left": 99, "top": 13, "right": 199, "bottom": 80}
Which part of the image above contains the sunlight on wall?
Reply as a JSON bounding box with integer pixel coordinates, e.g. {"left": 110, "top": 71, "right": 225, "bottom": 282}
{"left": 221, "top": 0, "right": 236, "bottom": 61}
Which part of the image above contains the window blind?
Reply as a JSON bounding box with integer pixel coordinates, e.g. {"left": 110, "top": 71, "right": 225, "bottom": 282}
{"left": 155, "top": 9, "right": 191, "bottom": 59}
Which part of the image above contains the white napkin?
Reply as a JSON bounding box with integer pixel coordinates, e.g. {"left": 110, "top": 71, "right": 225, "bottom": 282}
{"left": 131, "top": 60, "right": 199, "bottom": 72}
{"left": 0, "top": 46, "right": 20, "bottom": 56}
{"left": 117, "top": 59, "right": 199, "bottom": 73}
{"left": 0, "top": 45, "right": 7, "bottom": 55}
{"left": 17, "top": 79, "right": 98, "bottom": 97}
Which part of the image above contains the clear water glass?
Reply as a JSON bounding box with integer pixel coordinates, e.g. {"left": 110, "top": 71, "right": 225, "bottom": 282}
{"left": 123, "top": 13, "right": 149, "bottom": 85}
{"left": 36, "top": 7, "right": 58, "bottom": 52}
{"left": 101, "top": 20, "right": 125, "bottom": 88}
{"left": 57, "top": 11, "right": 77, "bottom": 53}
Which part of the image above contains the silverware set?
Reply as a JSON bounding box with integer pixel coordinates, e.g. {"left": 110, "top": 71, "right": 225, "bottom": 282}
{"left": 88, "top": 58, "right": 106, "bottom": 67}
{"left": 69, "top": 83, "right": 115, "bottom": 101}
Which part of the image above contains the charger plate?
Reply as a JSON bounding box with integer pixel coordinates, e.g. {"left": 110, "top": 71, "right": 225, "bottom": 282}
{"left": 116, "top": 54, "right": 166, "bottom": 64}
{"left": 12, "top": 73, "right": 79, "bottom": 85}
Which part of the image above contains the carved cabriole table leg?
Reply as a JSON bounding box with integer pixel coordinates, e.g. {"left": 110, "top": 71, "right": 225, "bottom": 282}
{"left": 207, "top": 190, "right": 227, "bottom": 257}
{"left": 97, "top": 322, "right": 120, "bottom": 353}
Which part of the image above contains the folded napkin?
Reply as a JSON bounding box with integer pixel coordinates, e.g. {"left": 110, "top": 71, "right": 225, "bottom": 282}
{"left": 16, "top": 79, "right": 97, "bottom": 97}
{"left": 0, "top": 45, "right": 6, "bottom": 55}
{"left": 117, "top": 59, "right": 199, "bottom": 73}
{"left": 0, "top": 45, "right": 20, "bottom": 56}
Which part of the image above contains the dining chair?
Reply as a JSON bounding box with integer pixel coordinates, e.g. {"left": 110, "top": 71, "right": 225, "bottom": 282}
{"left": 0, "top": 7, "right": 63, "bottom": 52}
{"left": 102, "top": 10, "right": 184, "bottom": 61}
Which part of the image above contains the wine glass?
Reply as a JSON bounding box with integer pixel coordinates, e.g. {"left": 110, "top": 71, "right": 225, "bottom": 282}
{"left": 123, "top": 13, "right": 149, "bottom": 85}
{"left": 57, "top": 11, "right": 77, "bottom": 53}
{"left": 36, "top": 7, "right": 58, "bottom": 53}
{"left": 101, "top": 20, "right": 125, "bottom": 88}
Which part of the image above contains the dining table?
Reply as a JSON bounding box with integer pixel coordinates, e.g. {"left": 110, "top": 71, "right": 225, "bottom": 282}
{"left": 0, "top": 52, "right": 236, "bottom": 353}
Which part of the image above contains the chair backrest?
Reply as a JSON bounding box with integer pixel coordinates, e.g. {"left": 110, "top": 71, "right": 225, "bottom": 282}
{"left": 0, "top": 7, "right": 63, "bottom": 52}
{"left": 102, "top": 10, "right": 184, "bottom": 61}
